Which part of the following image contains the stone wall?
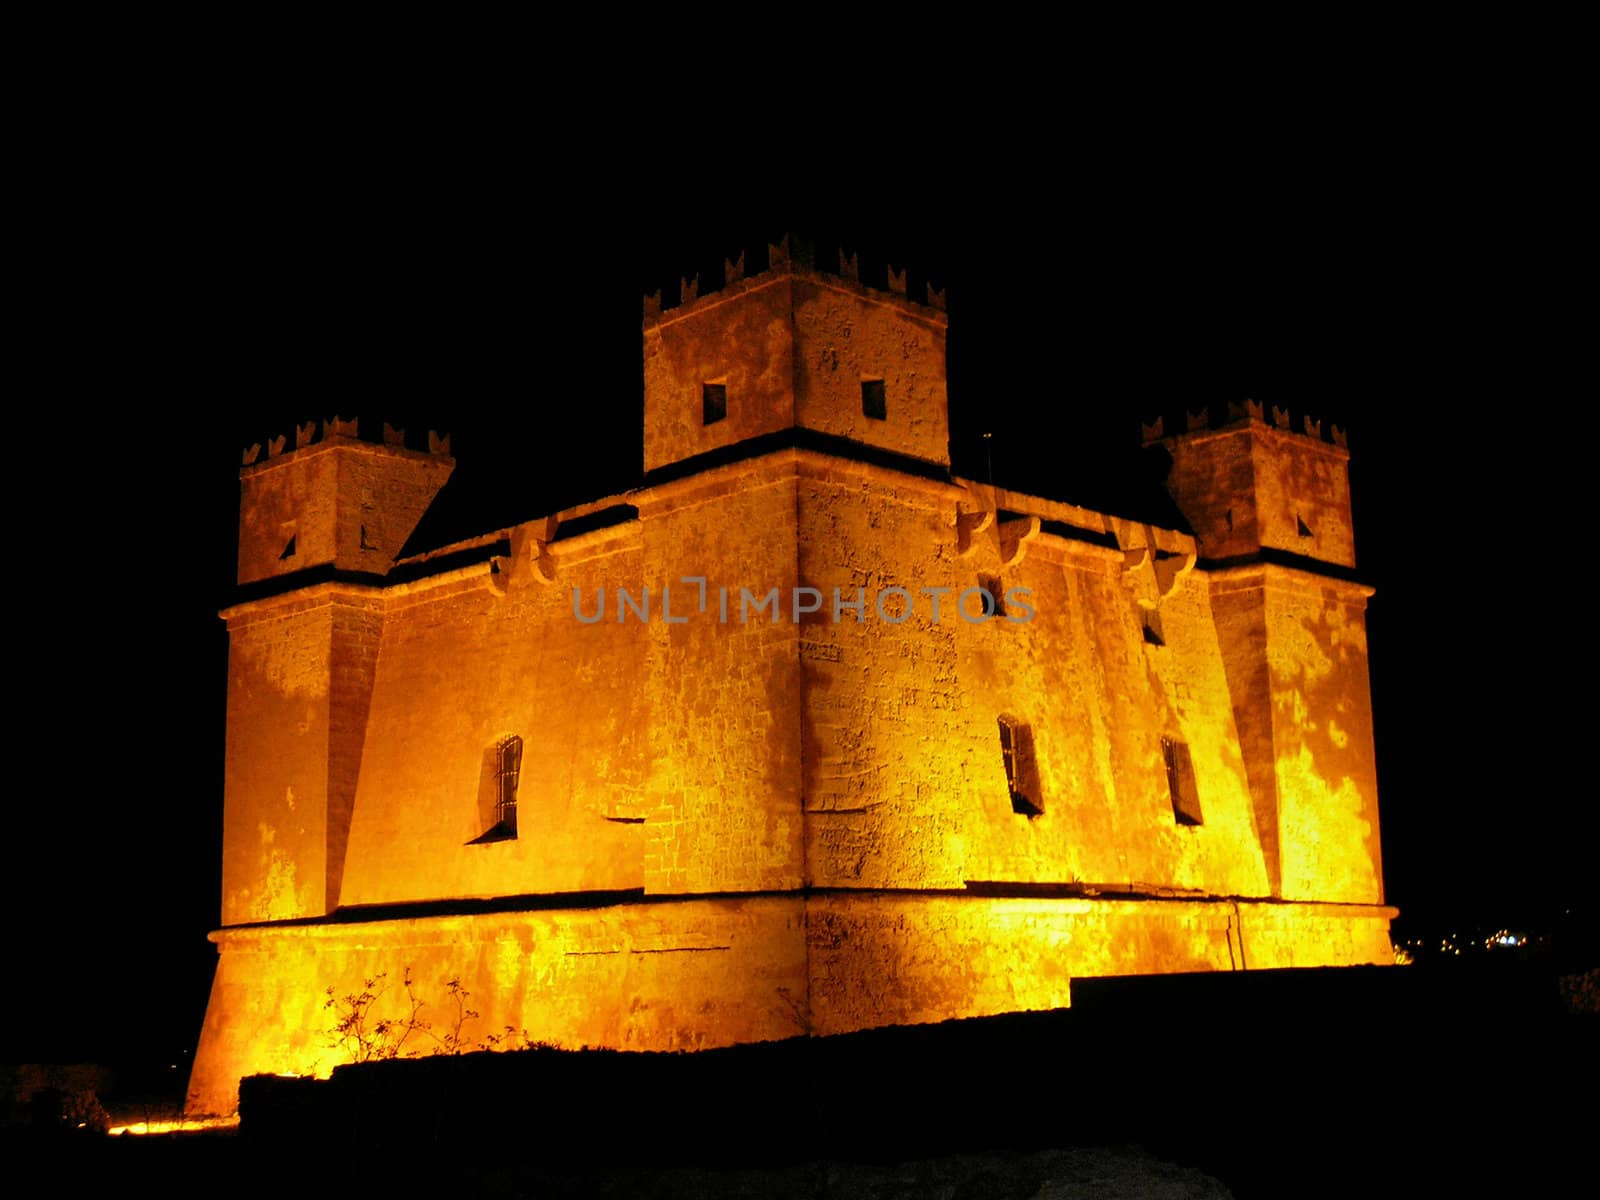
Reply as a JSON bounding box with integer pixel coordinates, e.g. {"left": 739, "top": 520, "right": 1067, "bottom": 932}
{"left": 188, "top": 893, "right": 1393, "bottom": 1115}
{"left": 221, "top": 597, "right": 337, "bottom": 924}
{"left": 637, "top": 460, "right": 805, "bottom": 894}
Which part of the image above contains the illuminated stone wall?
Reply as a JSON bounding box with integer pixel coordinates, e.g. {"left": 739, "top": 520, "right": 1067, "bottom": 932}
{"left": 1155, "top": 408, "right": 1382, "bottom": 905}
{"left": 636, "top": 461, "right": 806, "bottom": 894}
{"left": 338, "top": 524, "right": 649, "bottom": 906}
{"left": 645, "top": 275, "right": 797, "bottom": 473}
{"left": 188, "top": 893, "right": 1391, "bottom": 1114}
{"left": 221, "top": 597, "right": 338, "bottom": 924}
{"left": 805, "top": 893, "right": 1394, "bottom": 1035}
{"left": 788, "top": 274, "right": 949, "bottom": 465}
{"left": 192, "top": 251, "right": 1392, "bottom": 1115}
{"left": 1262, "top": 573, "right": 1384, "bottom": 902}
{"left": 190, "top": 897, "right": 809, "bottom": 1114}
{"left": 795, "top": 459, "right": 1285, "bottom": 898}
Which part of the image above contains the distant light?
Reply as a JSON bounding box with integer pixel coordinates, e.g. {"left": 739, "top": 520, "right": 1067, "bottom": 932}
{"left": 108, "top": 1116, "right": 240, "bottom": 1137}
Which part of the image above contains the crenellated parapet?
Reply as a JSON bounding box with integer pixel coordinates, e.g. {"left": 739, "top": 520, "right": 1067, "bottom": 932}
{"left": 643, "top": 234, "right": 948, "bottom": 328}
{"left": 242, "top": 417, "right": 454, "bottom": 468}
{"left": 1141, "top": 399, "right": 1347, "bottom": 450}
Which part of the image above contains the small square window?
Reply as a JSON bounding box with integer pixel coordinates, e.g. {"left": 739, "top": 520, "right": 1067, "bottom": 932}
{"left": 703, "top": 383, "right": 727, "bottom": 425}
{"left": 979, "top": 573, "right": 1006, "bottom": 617}
{"left": 861, "top": 379, "right": 886, "bottom": 421}
{"left": 1141, "top": 608, "right": 1164, "bottom": 646}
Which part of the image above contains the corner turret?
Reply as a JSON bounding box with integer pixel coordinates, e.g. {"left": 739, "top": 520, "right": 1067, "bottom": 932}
{"left": 642, "top": 235, "right": 950, "bottom": 474}
{"left": 237, "top": 419, "right": 454, "bottom": 586}
{"left": 1144, "top": 400, "right": 1354, "bottom": 568}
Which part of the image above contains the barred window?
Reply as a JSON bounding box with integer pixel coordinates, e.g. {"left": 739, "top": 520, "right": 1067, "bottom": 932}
{"left": 998, "top": 715, "right": 1042, "bottom": 817}
{"left": 470, "top": 734, "right": 523, "bottom": 845}
{"left": 496, "top": 734, "right": 522, "bottom": 837}
{"left": 1162, "top": 736, "right": 1202, "bottom": 826}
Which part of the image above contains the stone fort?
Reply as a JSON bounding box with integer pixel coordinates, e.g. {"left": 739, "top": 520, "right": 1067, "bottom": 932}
{"left": 188, "top": 238, "right": 1392, "bottom": 1115}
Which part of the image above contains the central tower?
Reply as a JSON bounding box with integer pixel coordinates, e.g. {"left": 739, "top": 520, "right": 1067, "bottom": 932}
{"left": 642, "top": 237, "right": 950, "bottom": 473}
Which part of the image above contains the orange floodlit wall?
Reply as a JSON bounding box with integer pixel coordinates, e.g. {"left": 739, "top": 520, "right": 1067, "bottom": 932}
{"left": 189, "top": 243, "right": 1393, "bottom": 1115}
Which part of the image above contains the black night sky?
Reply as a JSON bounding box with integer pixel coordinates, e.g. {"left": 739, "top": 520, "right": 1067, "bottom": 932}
{"left": 8, "top": 151, "right": 1588, "bottom": 1076}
